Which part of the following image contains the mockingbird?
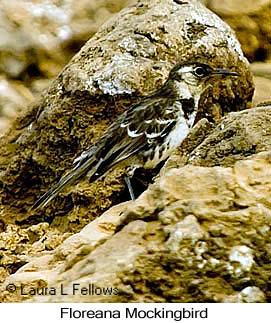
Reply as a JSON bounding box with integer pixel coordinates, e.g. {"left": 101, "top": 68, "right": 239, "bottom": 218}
{"left": 32, "top": 61, "right": 239, "bottom": 210}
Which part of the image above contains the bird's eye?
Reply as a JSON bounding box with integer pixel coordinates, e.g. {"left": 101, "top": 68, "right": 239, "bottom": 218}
{"left": 193, "top": 66, "right": 207, "bottom": 78}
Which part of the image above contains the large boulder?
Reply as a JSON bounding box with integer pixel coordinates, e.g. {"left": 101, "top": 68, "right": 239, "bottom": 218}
{"left": 0, "top": 0, "right": 254, "bottom": 300}
{"left": 207, "top": 0, "right": 271, "bottom": 62}
{"left": 1, "top": 106, "right": 271, "bottom": 303}
{"left": 0, "top": 0, "right": 135, "bottom": 134}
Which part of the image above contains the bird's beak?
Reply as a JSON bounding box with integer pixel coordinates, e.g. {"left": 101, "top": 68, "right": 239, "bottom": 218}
{"left": 211, "top": 68, "right": 240, "bottom": 77}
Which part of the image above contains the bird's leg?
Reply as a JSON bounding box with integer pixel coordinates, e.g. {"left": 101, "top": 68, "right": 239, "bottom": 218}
{"left": 124, "top": 176, "right": 135, "bottom": 200}
{"left": 124, "top": 166, "right": 138, "bottom": 200}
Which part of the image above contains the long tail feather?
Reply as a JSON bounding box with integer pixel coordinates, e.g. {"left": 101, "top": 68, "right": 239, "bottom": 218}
{"left": 31, "top": 157, "right": 103, "bottom": 211}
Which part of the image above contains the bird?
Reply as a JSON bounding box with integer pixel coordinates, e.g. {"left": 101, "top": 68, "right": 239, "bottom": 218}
{"left": 31, "top": 61, "right": 239, "bottom": 210}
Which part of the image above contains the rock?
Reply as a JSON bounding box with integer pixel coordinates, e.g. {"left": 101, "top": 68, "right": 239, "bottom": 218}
{"left": 208, "top": 0, "right": 271, "bottom": 15}
{"left": 0, "top": 0, "right": 135, "bottom": 79}
{"left": 0, "top": 0, "right": 254, "bottom": 301}
{"left": 207, "top": 0, "right": 271, "bottom": 61}
{"left": 253, "top": 76, "right": 271, "bottom": 105}
{"left": 224, "top": 286, "right": 266, "bottom": 303}
{"left": 251, "top": 62, "right": 271, "bottom": 79}
{"left": 0, "top": 0, "right": 135, "bottom": 135}
{"left": 238, "top": 286, "right": 266, "bottom": 303}
{"left": 0, "top": 76, "right": 35, "bottom": 135}
{"left": 248, "top": 62, "right": 271, "bottom": 105}
{"left": 2, "top": 106, "right": 271, "bottom": 303}
{"left": 0, "top": 202, "right": 129, "bottom": 302}
{"left": 163, "top": 106, "right": 271, "bottom": 171}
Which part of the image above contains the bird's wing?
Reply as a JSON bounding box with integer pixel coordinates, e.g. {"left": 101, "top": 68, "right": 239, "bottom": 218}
{"left": 32, "top": 90, "right": 177, "bottom": 210}
{"left": 82, "top": 92, "right": 178, "bottom": 176}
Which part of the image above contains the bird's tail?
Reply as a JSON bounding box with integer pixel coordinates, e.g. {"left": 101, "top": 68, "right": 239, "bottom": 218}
{"left": 31, "top": 156, "right": 103, "bottom": 211}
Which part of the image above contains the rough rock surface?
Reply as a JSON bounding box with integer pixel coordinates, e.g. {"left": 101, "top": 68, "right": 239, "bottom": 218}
{"left": 164, "top": 106, "right": 271, "bottom": 170}
{"left": 1, "top": 0, "right": 269, "bottom": 136}
{"left": 0, "top": 0, "right": 254, "bottom": 300}
{"left": 0, "top": 0, "right": 135, "bottom": 134}
{"left": 1, "top": 106, "right": 271, "bottom": 303}
{"left": 0, "top": 0, "right": 135, "bottom": 79}
{"left": 207, "top": 0, "right": 271, "bottom": 62}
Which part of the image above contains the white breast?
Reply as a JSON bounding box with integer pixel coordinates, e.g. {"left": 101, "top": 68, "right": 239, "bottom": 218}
{"left": 144, "top": 108, "right": 196, "bottom": 169}
{"left": 166, "top": 116, "right": 190, "bottom": 150}
{"left": 166, "top": 99, "right": 197, "bottom": 151}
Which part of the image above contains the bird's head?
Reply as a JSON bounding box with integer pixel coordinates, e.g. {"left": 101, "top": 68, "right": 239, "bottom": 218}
{"left": 168, "top": 62, "right": 239, "bottom": 90}
{"left": 163, "top": 61, "right": 240, "bottom": 124}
